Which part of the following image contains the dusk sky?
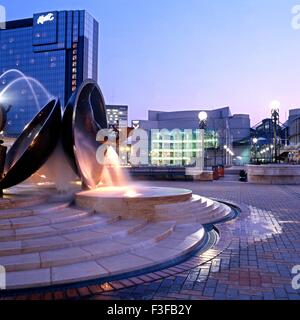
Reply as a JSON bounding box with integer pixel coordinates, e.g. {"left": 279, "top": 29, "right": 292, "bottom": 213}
{"left": 1, "top": 0, "right": 300, "bottom": 125}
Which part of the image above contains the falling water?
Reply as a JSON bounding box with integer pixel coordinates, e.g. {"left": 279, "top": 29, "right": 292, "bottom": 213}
{"left": 27, "top": 141, "right": 77, "bottom": 193}
{"left": 0, "top": 69, "right": 49, "bottom": 112}
{"left": 97, "top": 146, "right": 131, "bottom": 187}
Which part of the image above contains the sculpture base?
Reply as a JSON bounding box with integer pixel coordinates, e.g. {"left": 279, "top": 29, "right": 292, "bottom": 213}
{"left": 76, "top": 186, "right": 192, "bottom": 219}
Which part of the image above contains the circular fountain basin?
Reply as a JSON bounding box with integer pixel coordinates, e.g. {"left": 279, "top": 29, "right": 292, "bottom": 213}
{"left": 76, "top": 186, "right": 192, "bottom": 219}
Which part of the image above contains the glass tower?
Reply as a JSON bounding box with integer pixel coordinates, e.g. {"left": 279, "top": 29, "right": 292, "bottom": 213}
{"left": 0, "top": 10, "right": 99, "bottom": 136}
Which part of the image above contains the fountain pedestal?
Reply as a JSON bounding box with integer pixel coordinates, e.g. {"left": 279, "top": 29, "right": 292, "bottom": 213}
{"left": 75, "top": 186, "right": 192, "bottom": 219}
{"left": 75, "top": 185, "right": 232, "bottom": 224}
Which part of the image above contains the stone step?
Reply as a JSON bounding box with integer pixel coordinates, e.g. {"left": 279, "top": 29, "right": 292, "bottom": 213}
{"left": 0, "top": 208, "right": 92, "bottom": 231}
{"left": 0, "top": 202, "right": 71, "bottom": 220}
{"left": 157, "top": 201, "right": 232, "bottom": 224}
{"left": 184, "top": 202, "right": 224, "bottom": 217}
{"left": 175, "top": 204, "right": 232, "bottom": 224}
{"left": 155, "top": 195, "right": 210, "bottom": 214}
{"left": 4, "top": 223, "right": 206, "bottom": 289}
{"left": 0, "top": 219, "right": 148, "bottom": 256}
{"left": 0, "top": 195, "right": 49, "bottom": 210}
{"left": 0, "top": 213, "right": 121, "bottom": 241}
{"left": 155, "top": 200, "right": 218, "bottom": 221}
{"left": 131, "top": 223, "right": 205, "bottom": 260}
{"left": 197, "top": 205, "right": 232, "bottom": 224}
{"left": 0, "top": 222, "right": 176, "bottom": 272}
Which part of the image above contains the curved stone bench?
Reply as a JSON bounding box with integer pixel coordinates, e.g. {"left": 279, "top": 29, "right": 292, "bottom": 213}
{"left": 247, "top": 164, "right": 300, "bottom": 185}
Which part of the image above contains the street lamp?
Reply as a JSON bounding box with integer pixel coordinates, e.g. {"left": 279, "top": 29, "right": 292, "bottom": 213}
{"left": 198, "top": 111, "right": 208, "bottom": 129}
{"left": 252, "top": 138, "right": 258, "bottom": 163}
{"left": 270, "top": 100, "right": 281, "bottom": 113}
{"left": 270, "top": 100, "right": 280, "bottom": 163}
{"left": 198, "top": 111, "right": 208, "bottom": 169}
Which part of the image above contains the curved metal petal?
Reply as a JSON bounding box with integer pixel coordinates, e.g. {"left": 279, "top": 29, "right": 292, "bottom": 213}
{"left": 0, "top": 98, "right": 61, "bottom": 189}
{"left": 62, "top": 79, "right": 108, "bottom": 189}
{"left": 61, "top": 92, "right": 78, "bottom": 174}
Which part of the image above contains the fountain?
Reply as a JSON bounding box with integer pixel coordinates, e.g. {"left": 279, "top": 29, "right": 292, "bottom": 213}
{"left": 0, "top": 79, "right": 235, "bottom": 291}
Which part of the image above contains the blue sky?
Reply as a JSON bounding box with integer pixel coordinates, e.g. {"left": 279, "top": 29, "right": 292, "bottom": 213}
{"left": 1, "top": 0, "right": 300, "bottom": 125}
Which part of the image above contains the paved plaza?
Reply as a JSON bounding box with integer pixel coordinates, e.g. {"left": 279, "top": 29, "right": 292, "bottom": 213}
{"left": 1, "top": 180, "right": 300, "bottom": 300}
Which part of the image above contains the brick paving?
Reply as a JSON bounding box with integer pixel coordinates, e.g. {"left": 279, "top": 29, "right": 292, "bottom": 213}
{"left": 1, "top": 180, "right": 300, "bottom": 300}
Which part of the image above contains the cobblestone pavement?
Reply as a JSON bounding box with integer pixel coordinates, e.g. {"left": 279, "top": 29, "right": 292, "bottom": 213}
{"left": 1, "top": 181, "right": 300, "bottom": 300}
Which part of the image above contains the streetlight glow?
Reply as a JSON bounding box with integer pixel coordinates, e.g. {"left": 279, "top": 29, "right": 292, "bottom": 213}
{"left": 270, "top": 100, "right": 281, "bottom": 112}
{"left": 252, "top": 138, "right": 258, "bottom": 144}
{"left": 198, "top": 111, "right": 208, "bottom": 122}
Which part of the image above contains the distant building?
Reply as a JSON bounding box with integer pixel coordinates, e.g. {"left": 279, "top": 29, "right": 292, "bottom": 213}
{"left": 288, "top": 109, "right": 300, "bottom": 146}
{"left": 0, "top": 10, "right": 99, "bottom": 136}
{"left": 251, "top": 118, "right": 288, "bottom": 163}
{"left": 134, "top": 107, "right": 251, "bottom": 166}
{"left": 106, "top": 105, "right": 128, "bottom": 128}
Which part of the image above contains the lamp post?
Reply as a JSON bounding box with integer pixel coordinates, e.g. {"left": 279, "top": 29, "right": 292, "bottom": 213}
{"left": 252, "top": 137, "right": 258, "bottom": 163}
{"left": 270, "top": 100, "right": 280, "bottom": 164}
{"left": 198, "top": 111, "right": 208, "bottom": 169}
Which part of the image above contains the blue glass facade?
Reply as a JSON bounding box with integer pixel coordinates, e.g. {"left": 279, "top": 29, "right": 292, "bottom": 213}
{"left": 0, "top": 10, "right": 99, "bottom": 136}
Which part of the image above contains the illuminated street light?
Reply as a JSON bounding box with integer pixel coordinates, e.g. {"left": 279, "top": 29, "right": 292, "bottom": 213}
{"left": 198, "top": 111, "right": 208, "bottom": 122}
{"left": 198, "top": 111, "right": 208, "bottom": 168}
{"left": 270, "top": 100, "right": 280, "bottom": 163}
{"left": 252, "top": 138, "right": 258, "bottom": 144}
{"left": 269, "top": 100, "right": 281, "bottom": 112}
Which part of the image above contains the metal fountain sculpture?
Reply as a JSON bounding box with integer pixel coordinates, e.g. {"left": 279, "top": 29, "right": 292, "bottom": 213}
{"left": 0, "top": 79, "right": 108, "bottom": 194}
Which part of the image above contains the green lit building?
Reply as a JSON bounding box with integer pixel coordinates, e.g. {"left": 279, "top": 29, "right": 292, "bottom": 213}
{"left": 134, "top": 107, "right": 251, "bottom": 167}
